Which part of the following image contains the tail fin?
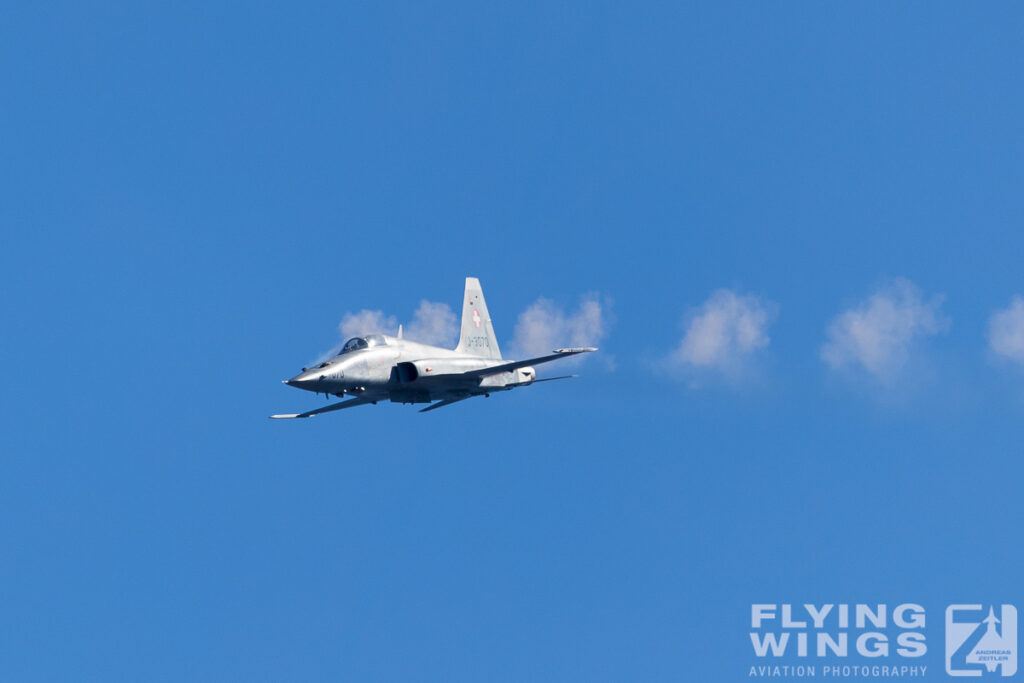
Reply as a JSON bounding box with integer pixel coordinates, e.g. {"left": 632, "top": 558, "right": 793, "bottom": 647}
{"left": 455, "top": 277, "right": 502, "bottom": 359}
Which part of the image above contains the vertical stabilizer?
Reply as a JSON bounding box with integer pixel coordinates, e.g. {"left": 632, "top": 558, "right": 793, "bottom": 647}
{"left": 455, "top": 277, "right": 502, "bottom": 359}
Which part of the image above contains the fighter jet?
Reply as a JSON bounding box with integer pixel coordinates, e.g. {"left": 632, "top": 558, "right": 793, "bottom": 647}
{"left": 271, "top": 278, "right": 596, "bottom": 418}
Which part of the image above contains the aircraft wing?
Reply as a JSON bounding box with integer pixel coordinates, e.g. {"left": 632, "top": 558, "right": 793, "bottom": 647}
{"left": 463, "top": 347, "right": 597, "bottom": 379}
{"left": 270, "top": 395, "right": 377, "bottom": 419}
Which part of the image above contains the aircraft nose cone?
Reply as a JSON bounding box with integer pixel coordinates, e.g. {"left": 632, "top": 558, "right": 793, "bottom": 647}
{"left": 284, "top": 370, "right": 326, "bottom": 391}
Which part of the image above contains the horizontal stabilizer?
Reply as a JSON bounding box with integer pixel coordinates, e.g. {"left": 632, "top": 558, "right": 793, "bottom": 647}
{"left": 506, "top": 374, "right": 577, "bottom": 388}
{"left": 419, "top": 395, "right": 474, "bottom": 413}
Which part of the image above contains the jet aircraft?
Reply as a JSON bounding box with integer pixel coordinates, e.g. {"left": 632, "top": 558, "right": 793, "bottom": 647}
{"left": 271, "top": 278, "right": 596, "bottom": 418}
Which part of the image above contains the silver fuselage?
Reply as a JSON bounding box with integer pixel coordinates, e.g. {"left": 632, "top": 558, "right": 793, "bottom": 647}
{"left": 285, "top": 335, "right": 533, "bottom": 405}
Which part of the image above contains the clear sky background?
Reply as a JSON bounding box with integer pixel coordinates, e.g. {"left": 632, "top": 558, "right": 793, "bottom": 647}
{"left": 2, "top": 2, "right": 1023, "bottom": 681}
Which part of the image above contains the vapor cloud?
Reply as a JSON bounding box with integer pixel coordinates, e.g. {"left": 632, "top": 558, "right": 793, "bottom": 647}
{"left": 670, "top": 289, "right": 776, "bottom": 376}
{"left": 988, "top": 296, "right": 1024, "bottom": 366}
{"left": 326, "top": 294, "right": 609, "bottom": 367}
{"left": 509, "top": 294, "right": 610, "bottom": 361}
{"left": 338, "top": 309, "right": 399, "bottom": 340}
{"left": 308, "top": 308, "right": 400, "bottom": 362}
{"left": 821, "top": 278, "right": 949, "bottom": 381}
{"left": 405, "top": 300, "right": 458, "bottom": 348}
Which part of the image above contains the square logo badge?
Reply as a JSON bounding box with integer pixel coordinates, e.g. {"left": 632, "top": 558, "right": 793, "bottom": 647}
{"left": 947, "top": 604, "right": 1018, "bottom": 677}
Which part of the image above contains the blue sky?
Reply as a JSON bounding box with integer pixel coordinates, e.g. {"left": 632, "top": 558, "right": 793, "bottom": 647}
{"left": 2, "top": 2, "right": 1024, "bottom": 681}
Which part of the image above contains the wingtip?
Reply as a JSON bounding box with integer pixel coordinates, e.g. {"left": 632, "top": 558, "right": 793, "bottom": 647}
{"left": 270, "top": 414, "right": 303, "bottom": 419}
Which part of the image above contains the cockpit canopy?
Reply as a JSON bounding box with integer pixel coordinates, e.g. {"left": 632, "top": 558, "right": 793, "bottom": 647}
{"left": 338, "top": 334, "right": 388, "bottom": 355}
{"left": 340, "top": 337, "right": 367, "bottom": 354}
